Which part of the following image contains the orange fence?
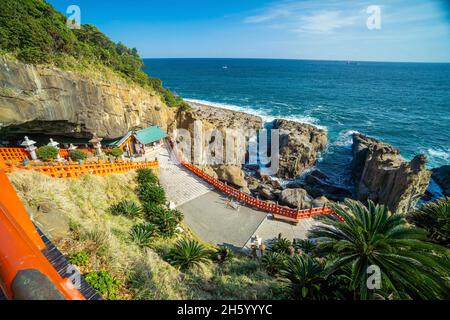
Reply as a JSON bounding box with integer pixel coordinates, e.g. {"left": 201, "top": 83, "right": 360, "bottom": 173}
{"left": 13, "top": 160, "right": 158, "bottom": 179}
{"left": 0, "top": 148, "right": 29, "bottom": 162}
{"left": 0, "top": 147, "right": 113, "bottom": 163}
{"left": 0, "top": 168, "right": 85, "bottom": 300}
{"left": 167, "top": 140, "right": 344, "bottom": 222}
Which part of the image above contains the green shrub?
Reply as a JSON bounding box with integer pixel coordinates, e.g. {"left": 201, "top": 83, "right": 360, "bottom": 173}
{"left": 212, "top": 245, "right": 234, "bottom": 263}
{"left": 152, "top": 208, "right": 179, "bottom": 238}
{"left": 293, "top": 239, "right": 316, "bottom": 255}
{"left": 68, "top": 251, "right": 90, "bottom": 267}
{"left": 36, "top": 146, "right": 59, "bottom": 162}
{"left": 18, "top": 47, "right": 49, "bottom": 64}
{"left": 110, "top": 147, "right": 124, "bottom": 158}
{"left": 138, "top": 183, "right": 166, "bottom": 205}
{"left": 268, "top": 234, "right": 293, "bottom": 255}
{"left": 130, "top": 223, "right": 158, "bottom": 247}
{"left": 85, "top": 271, "right": 120, "bottom": 300}
{"left": 262, "top": 251, "right": 286, "bottom": 275}
{"left": 280, "top": 255, "right": 325, "bottom": 300}
{"left": 168, "top": 239, "right": 210, "bottom": 270}
{"left": 408, "top": 197, "right": 450, "bottom": 247}
{"left": 69, "top": 150, "right": 87, "bottom": 162}
{"left": 136, "top": 168, "right": 158, "bottom": 185}
{"left": 110, "top": 200, "right": 142, "bottom": 218}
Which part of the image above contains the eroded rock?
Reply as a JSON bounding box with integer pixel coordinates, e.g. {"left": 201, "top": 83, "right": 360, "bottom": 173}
{"left": 272, "top": 119, "right": 327, "bottom": 179}
{"left": 351, "top": 133, "right": 431, "bottom": 214}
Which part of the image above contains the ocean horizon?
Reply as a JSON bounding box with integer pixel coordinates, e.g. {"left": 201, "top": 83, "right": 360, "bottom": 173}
{"left": 143, "top": 58, "right": 450, "bottom": 174}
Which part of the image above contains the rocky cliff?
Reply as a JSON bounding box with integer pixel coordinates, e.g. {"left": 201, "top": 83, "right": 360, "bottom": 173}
{"left": 352, "top": 133, "right": 431, "bottom": 214}
{"left": 272, "top": 119, "right": 328, "bottom": 179}
{"left": 0, "top": 56, "right": 175, "bottom": 140}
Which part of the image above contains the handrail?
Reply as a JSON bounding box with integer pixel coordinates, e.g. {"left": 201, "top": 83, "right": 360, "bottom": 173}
{"left": 0, "top": 169, "right": 85, "bottom": 300}
{"left": 167, "top": 139, "right": 344, "bottom": 222}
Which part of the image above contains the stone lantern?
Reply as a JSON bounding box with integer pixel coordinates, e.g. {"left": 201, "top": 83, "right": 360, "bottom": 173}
{"left": 21, "top": 136, "right": 37, "bottom": 160}
{"left": 89, "top": 133, "right": 103, "bottom": 156}
{"left": 48, "top": 138, "right": 62, "bottom": 161}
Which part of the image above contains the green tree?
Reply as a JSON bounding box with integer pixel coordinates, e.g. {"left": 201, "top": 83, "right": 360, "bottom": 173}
{"left": 168, "top": 239, "right": 210, "bottom": 270}
{"left": 309, "top": 200, "right": 450, "bottom": 300}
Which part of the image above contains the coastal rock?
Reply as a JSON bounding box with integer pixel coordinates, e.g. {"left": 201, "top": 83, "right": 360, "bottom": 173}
{"left": 279, "top": 188, "right": 313, "bottom": 209}
{"left": 432, "top": 165, "right": 450, "bottom": 197}
{"left": 0, "top": 57, "right": 175, "bottom": 140}
{"left": 272, "top": 119, "right": 327, "bottom": 179}
{"left": 214, "top": 165, "right": 248, "bottom": 188}
{"left": 351, "top": 133, "right": 432, "bottom": 214}
{"left": 303, "top": 170, "right": 353, "bottom": 201}
{"left": 312, "top": 196, "right": 330, "bottom": 208}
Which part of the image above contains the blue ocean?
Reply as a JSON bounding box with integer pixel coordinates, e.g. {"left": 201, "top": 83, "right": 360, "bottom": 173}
{"left": 143, "top": 58, "right": 450, "bottom": 183}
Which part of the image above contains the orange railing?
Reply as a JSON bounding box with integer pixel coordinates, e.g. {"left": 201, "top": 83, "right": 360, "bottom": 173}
{"left": 0, "top": 168, "right": 85, "bottom": 300}
{"left": 13, "top": 160, "right": 158, "bottom": 179}
{"left": 167, "top": 139, "right": 344, "bottom": 222}
{"left": 0, "top": 148, "right": 29, "bottom": 162}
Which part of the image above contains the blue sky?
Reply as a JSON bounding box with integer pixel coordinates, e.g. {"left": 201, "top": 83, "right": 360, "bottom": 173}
{"left": 48, "top": 0, "right": 450, "bottom": 62}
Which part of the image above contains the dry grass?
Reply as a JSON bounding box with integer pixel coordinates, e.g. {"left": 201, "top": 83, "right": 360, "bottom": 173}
{"left": 8, "top": 170, "right": 285, "bottom": 300}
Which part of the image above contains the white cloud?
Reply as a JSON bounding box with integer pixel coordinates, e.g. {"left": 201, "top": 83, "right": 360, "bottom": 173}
{"left": 243, "top": 1, "right": 362, "bottom": 34}
{"left": 294, "top": 11, "right": 360, "bottom": 34}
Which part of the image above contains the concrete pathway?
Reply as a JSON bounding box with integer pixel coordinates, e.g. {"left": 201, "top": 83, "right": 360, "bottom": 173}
{"left": 243, "top": 216, "right": 324, "bottom": 250}
{"left": 178, "top": 191, "right": 267, "bottom": 249}
{"left": 145, "top": 147, "right": 214, "bottom": 207}
{"left": 143, "top": 145, "right": 323, "bottom": 250}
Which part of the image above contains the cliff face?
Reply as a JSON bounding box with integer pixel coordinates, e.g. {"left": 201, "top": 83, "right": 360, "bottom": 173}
{"left": 0, "top": 56, "right": 175, "bottom": 139}
{"left": 352, "top": 133, "right": 431, "bottom": 214}
{"left": 273, "top": 119, "right": 328, "bottom": 179}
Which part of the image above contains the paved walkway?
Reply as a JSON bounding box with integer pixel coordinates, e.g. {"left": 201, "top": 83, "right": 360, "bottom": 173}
{"left": 144, "top": 145, "right": 323, "bottom": 250}
{"left": 145, "top": 147, "right": 214, "bottom": 207}
{"left": 243, "top": 216, "right": 324, "bottom": 250}
{"left": 178, "top": 191, "right": 267, "bottom": 249}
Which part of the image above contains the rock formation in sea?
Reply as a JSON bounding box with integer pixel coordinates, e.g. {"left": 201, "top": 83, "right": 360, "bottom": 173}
{"left": 351, "top": 133, "right": 432, "bottom": 214}
{"left": 272, "top": 119, "right": 328, "bottom": 179}
{"left": 432, "top": 165, "right": 450, "bottom": 197}
{"left": 177, "top": 102, "right": 263, "bottom": 188}
{"left": 0, "top": 56, "right": 175, "bottom": 139}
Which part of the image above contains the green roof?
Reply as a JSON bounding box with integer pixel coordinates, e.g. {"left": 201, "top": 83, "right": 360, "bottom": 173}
{"left": 135, "top": 126, "right": 167, "bottom": 145}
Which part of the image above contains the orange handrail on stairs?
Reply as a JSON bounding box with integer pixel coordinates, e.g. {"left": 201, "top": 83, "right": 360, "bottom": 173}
{"left": 0, "top": 169, "right": 85, "bottom": 300}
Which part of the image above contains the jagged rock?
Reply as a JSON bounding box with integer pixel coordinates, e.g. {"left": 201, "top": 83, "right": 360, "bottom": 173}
{"left": 312, "top": 196, "right": 330, "bottom": 207}
{"left": 214, "top": 165, "right": 248, "bottom": 188}
{"left": 0, "top": 57, "right": 175, "bottom": 139}
{"left": 272, "top": 119, "right": 327, "bottom": 179}
{"left": 303, "top": 170, "right": 353, "bottom": 201}
{"left": 352, "top": 133, "right": 432, "bottom": 214}
{"left": 279, "top": 188, "right": 313, "bottom": 209}
{"left": 432, "top": 165, "right": 450, "bottom": 197}
{"left": 258, "top": 186, "right": 277, "bottom": 201}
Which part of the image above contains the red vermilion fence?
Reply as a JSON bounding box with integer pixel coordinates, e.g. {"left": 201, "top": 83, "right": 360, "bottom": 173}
{"left": 11, "top": 160, "right": 159, "bottom": 179}
{"left": 167, "top": 140, "right": 344, "bottom": 223}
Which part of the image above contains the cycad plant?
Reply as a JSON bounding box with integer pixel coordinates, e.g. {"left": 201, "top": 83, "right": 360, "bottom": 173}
{"left": 309, "top": 200, "right": 450, "bottom": 300}
{"left": 168, "top": 239, "right": 210, "bottom": 270}
{"left": 280, "top": 254, "right": 325, "bottom": 300}
{"left": 130, "top": 223, "right": 158, "bottom": 247}
{"left": 268, "top": 234, "right": 293, "bottom": 255}
{"left": 110, "top": 200, "right": 142, "bottom": 218}
{"left": 262, "top": 251, "right": 286, "bottom": 275}
{"left": 408, "top": 197, "right": 450, "bottom": 247}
